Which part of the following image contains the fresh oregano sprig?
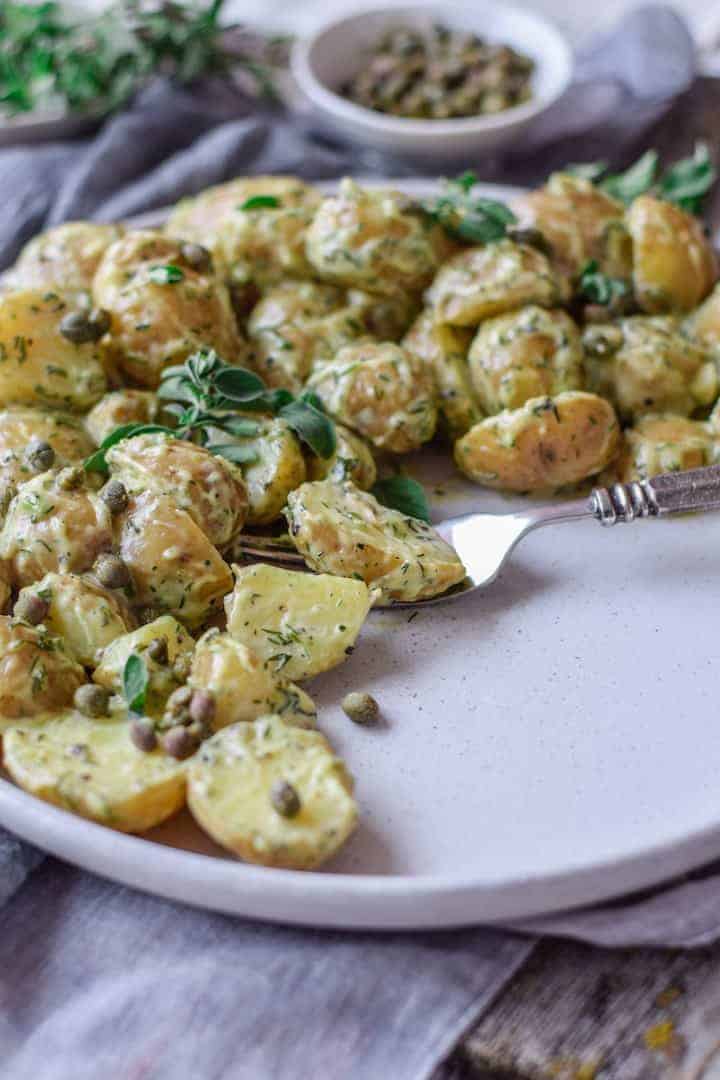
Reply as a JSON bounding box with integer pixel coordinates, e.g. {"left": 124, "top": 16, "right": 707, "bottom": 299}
{"left": 576, "top": 260, "right": 630, "bottom": 307}
{"left": 566, "top": 144, "right": 716, "bottom": 215}
{"left": 423, "top": 171, "right": 517, "bottom": 244}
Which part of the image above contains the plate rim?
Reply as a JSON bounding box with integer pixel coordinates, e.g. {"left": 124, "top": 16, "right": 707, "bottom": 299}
{"left": 3, "top": 176, "right": 717, "bottom": 929}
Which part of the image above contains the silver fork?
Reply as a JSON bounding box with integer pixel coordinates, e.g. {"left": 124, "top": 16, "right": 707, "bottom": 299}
{"left": 234, "top": 465, "right": 720, "bottom": 608}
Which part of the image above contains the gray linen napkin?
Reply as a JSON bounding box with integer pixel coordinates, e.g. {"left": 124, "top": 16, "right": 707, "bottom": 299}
{"left": 0, "top": 7, "right": 715, "bottom": 1078}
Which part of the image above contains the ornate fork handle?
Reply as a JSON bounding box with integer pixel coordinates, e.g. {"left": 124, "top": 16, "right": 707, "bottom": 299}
{"left": 590, "top": 464, "right": 720, "bottom": 526}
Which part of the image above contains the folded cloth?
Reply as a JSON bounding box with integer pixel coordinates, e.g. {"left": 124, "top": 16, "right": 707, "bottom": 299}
{"left": 0, "top": 6, "right": 714, "bottom": 1080}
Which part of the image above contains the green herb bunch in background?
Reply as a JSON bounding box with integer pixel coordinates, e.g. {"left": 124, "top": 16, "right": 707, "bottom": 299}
{"left": 0, "top": 0, "right": 283, "bottom": 118}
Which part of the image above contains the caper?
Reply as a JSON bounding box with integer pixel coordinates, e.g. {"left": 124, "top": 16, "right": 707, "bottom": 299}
{"left": 270, "top": 778, "right": 301, "bottom": 818}
{"left": 59, "top": 308, "right": 110, "bottom": 344}
{"left": 129, "top": 717, "right": 158, "bottom": 753}
{"left": 100, "top": 479, "right": 128, "bottom": 515}
{"left": 74, "top": 683, "right": 111, "bottom": 718}
{"left": 13, "top": 592, "right": 49, "bottom": 626}
{"left": 180, "top": 243, "right": 213, "bottom": 273}
{"left": 162, "top": 725, "right": 197, "bottom": 760}
{"left": 341, "top": 691, "right": 379, "bottom": 726}
{"left": 189, "top": 689, "right": 215, "bottom": 728}
{"left": 146, "top": 636, "right": 169, "bottom": 664}
{"left": 56, "top": 465, "right": 84, "bottom": 491}
{"left": 24, "top": 438, "right": 55, "bottom": 474}
{"left": 93, "top": 553, "right": 131, "bottom": 590}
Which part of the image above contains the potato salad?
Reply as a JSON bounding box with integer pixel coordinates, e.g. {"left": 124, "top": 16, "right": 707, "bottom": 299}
{"left": 0, "top": 147, "right": 717, "bottom": 867}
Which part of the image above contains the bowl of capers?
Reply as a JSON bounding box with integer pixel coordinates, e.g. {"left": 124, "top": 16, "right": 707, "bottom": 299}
{"left": 292, "top": 2, "right": 572, "bottom": 163}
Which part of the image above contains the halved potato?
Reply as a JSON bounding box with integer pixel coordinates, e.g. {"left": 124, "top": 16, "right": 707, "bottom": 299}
{"left": 117, "top": 493, "right": 233, "bottom": 627}
{"left": 225, "top": 562, "right": 372, "bottom": 681}
{"left": 426, "top": 240, "right": 569, "bottom": 327}
{"left": 606, "top": 415, "right": 719, "bottom": 483}
{"left": 455, "top": 391, "right": 620, "bottom": 492}
{"left": 0, "top": 471, "right": 113, "bottom": 588}
{"left": 285, "top": 480, "right": 466, "bottom": 603}
{"left": 0, "top": 617, "right": 84, "bottom": 724}
{"left": 93, "top": 615, "right": 195, "bottom": 713}
{"left": 187, "top": 716, "right": 357, "bottom": 869}
{"left": 4, "top": 708, "right": 187, "bottom": 832}
{"left": 402, "top": 310, "right": 479, "bottom": 438}
{"left": 85, "top": 390, "right": 158, "bottom": 446}
{"left": 189, "top": 631, "right": 317, "bottom": 729}
{"left": 0, "top": 290, "right": 107, "bottom": 411}
{"left": 627, "top": 195, "right": 717, "bottom": 314}
{"left": 17, "top": 573, "right": 133, "bottom": 667}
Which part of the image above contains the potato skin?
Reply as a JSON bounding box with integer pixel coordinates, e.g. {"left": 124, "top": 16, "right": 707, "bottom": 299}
{"left": 6, "top": 222, "right": 123, "bottom": 299}
{"left": 93, "top": 231, "right": 246, "bottom": 388}
{"left": 627, "top": 195, "right": 717, "bottom": 314}
{"left": 402, "top": 310, "right": 479, "bottom": 438}
{"left": 17, "top": 572, "right": 133, "bottom": 667}
{"left": 307, "top": 423, "right": 377, "bottom": 489}
{"left": 517, "top": 173, "right": 628, "bottom": 277}
{"left": 606, "top": 415, "right": 719, "bottom": 484}
{"left": 0, "top": 472, "right": 113, "bottom": 588}
{"left": 455, "top": 391, "right": 621, "bottom": 492}
{"left": 189, "top": 631, "right": 317, "bottom": 730}
{"left": 584, "top": 316, "right": 717, "bottom": 421}
{"left": 85, "top": 390, "right": 158, "bottom": 446}
{"left": 187, "top": 716, "right": 357, "bottom": 869}
{"left": 107, "top": 433, "right": 248, "bottom": 548}
{"left": 117, "top": 492, "right": 233, "bottom": 627}
{"left": 0, "top": 290, "right": 107, "bottom": 411}
{"left": 468, "top": 306, "right": 584, "bottom": 415}
{"left": 426, "top": 240, "right": 569, "bottom": 327}
{"left": 286, "top": 480, "right": 466, "bottom": 602}
{"left": 306, "top": 179, "right": 452, "bottom": 297}
{"left": 0, "top": 406, "right": 95, "bottom": 518}
{"left": 308, "top": 341, "right": 437, "bottom": 454}
{"left": 166, "top": 176, "right": 320, "bottom": 288}
{"left": 0, "top": 617, "right": 85, "bottom": 722}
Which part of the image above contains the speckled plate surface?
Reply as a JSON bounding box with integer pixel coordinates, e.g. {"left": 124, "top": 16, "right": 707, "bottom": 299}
{"left": 3, "top": 181, "right": 720, "bottom": 929}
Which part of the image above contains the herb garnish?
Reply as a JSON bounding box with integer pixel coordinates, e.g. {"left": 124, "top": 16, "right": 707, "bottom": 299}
{"left": 148, "top": 265, "right": 184, "bottom": 285}
{"left": 577, "top": 260, "right": 629, "bottom": 307}
{"left": 372, "top": 475, "right": 431, "bottom": 523}
{"left": 123, "top": 653, "right": 148, "bottom": 714}
{"left": 240, "top": 195, "right": 281, "bottom": 211}
{"left": 566, "top": 144, "right": 716, "bottom": 214}
{"left": 84, "top": 348, "right": 336, "bottom": 475}
{"left": 423, "top": 171, "right": 517, "bottom": 244}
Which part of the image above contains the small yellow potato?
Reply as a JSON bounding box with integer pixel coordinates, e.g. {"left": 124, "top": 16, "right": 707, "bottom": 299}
{"left": 17, "top": 573, "right": 133, "bottom": 667}
{"left": 107, "top": 433, "right": 248, "bottom": 549}
{"left": 584, "top": 316, "right": 717, "bottom": 420}
{"left": 247, "top": 280, "right": 371, "bottom": 392}
{"left": 402, "top": 310, "right": 479, "bottom": 438}
{"left": 187, "top": 716, "right": 357, "bottom": 869}
{"left": 93, "top": 231, "right": 246, "bottom": 388}
{"left": 307, "top": 341, "right": 437, "bottom": 454}
{"left": 684, "top": 283, "right": 720, "bottom": 350}
{"left": 306, "top": 178, "right": 452, "bottom": 297}
{"left": 166, "top": 176, "right": 321, "bottom": 288}
{"left": 307, "top": 423, "right": 377, "bottom": 489}
{"left": 455, "top": 391, "right": 620, "bottom": 493}
{"left": 4, "top": 708, "right": 187, "bottom": 832}
{"left": 0, "top": 406, "right": 95, "bottom": 518}
{"left": 0, "top": 290, "right": 107, "bottom": 411}
{"left": 118, "top": 493, "right": 233, "bottom": 627}
{"left": 207, "top": 415, "right": 307, "bottom": 526}
{"left": 517, "top": 173, "right": 628, "bottom": 277}
{"left": 426, "top": 239, "right": 569, "bottom": 327}
{"left": 189, "top": 631, "right": 317, "bottom": 730}
{"left": 0, "top": 472, "right": 113, "bottom": 589}
{"left": 85, "top": 390, "right": 158, "bottom": 446}
{"left": 6, "top": 222, "right": 123, "bottom": 299}
{"left": 607, "top": 415, "right": 719, "bottom": 483}
{"left": 627, "top": 195, "right": 717, "bottom": 314}
{"left": 286, "top": 480, "right": 466, "bottom": 602}
{"left": 0, "top": 617, "right": 84, "bottom": 723}
{"left": 468, "top": 306, "right": 584, "bottom": 414}
{"left": 225, "top": 562, "right": 373, "bottom": 681}
{"left": 93, "top": 615, "right": 195, "bottom": 713}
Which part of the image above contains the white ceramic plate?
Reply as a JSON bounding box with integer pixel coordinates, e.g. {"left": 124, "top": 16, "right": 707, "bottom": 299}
{"left": 3, "top": 179, "right": 720, "bottom": 930}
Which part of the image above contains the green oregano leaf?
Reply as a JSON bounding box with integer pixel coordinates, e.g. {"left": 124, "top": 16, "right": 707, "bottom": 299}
{"left": 279, "top": 395, "right": 336, "bottom": 459}
{"left": 214, "top": 366, "right": 267, "bottom": 402}
{"left": 371, "top": 475, "right": 430, "bottom": 523}
{"left": 423, "top": 174, "right": 517, "bottom": 245}
{"left": 123, "top": 653, "right": 148, "bottom": 714}
{"left": 148, "top": 264, "right": 184, "bottom": 285}
{"left": 577, "top": 260, "right": 629, "bottom": 306}
{"left": 240, "top": 195, "right": 280, "bottom": 211}
{"left": 208, "top": 443, "right": 260, "bottom": 466}
{"left": 84, "top": 423, "right": 172, "bottom": 475}
{"left": 658, "top": 142, "right": 716, "bottom": 214}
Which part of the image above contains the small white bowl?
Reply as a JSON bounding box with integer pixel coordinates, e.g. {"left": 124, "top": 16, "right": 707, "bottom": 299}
{"left": 292, "top": 2, "right": 572, "bottom": 164}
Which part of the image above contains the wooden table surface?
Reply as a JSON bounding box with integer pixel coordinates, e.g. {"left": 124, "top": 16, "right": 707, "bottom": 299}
{"left": 435, "top": 77, "right": 720, "bottom": 1080}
